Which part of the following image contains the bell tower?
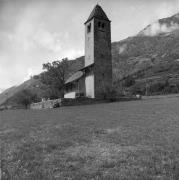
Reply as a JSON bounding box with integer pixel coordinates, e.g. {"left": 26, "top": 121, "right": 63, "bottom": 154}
{"left": 84, "top": 5, "right": 112, "bottom": 98}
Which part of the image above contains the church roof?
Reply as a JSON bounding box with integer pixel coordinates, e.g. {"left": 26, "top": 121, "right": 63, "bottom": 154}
{"left": 78, "top": 63, "right": 94, "bottom": 71}
{"left": 65, "top": 71, "right": 83, "bottom": 84}
{"left": 65, "top": 63, "right": 94, "bottom": 84}
{"left": 85, "top": 4, "right": 110, "bottom": 24}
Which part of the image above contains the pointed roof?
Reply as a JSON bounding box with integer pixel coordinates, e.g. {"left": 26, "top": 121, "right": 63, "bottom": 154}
{"left": 85, "top": 4, "right": 110, "bottom": 24}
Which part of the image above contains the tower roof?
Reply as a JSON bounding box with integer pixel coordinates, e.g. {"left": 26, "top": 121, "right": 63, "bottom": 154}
{"left": 85, "top": 4, "right": 110, "bottom": 24}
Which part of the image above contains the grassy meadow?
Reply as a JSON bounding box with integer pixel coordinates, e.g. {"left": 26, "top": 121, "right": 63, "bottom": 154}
{"left": 1, "top": 95, "right": 179, "bottom": 179}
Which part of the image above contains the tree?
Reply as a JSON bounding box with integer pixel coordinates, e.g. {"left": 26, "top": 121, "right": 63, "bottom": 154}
{"left": 40, "top": 58, "right": 69, "bottom": 98}
{"left": 15, "top": 89, "right": 38, "bottom": 109}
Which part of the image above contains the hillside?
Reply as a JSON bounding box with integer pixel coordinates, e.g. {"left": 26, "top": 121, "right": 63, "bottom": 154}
{"left": 113, "top": 13, "right": 179, "bottom": 76}
{"left": 1, "top": 12, "right": 179, "bottom": 104}
{"left": 0, "top": 58, "right": 84, "bottom": 106}
{"left": 112, "top": 13, "right": 179, "bottom": 94}
{"left": 0, "top": 78, "right": 49, "bottom": 107}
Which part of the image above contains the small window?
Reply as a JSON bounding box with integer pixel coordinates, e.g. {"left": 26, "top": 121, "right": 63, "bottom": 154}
{"left": 98, "top": 21, "right": 105, "bottom": 29}
{"left": 87, "top": 23, "right": 91, "bottom": 33}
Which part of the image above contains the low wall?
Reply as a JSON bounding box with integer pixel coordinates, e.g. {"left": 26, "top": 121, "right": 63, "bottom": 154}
{"left": 30, "top": 99, "right": 61, "bottom": 110}
{"left": 30, "top": 97, "right": 105, "bottom": 109}
{"left": 61, "top": 97, "right": 105, "bottom": 106}
{"left": 30, "top": 96, "right": 141, "bottom": 109}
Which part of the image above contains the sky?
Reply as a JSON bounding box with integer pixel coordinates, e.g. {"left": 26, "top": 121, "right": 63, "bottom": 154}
{"left": 0, "top": 0, "right": 179, "bottom": 92}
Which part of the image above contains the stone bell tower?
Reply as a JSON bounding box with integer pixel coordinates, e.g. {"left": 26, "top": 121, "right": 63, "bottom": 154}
{"left": 84, "top": 4, "right": 112, "bottom": 98}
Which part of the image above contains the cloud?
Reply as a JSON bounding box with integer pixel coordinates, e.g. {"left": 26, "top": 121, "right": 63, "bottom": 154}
{"left": 33, "top": 29, "right": 62, "bottom": 52}
{"left": 7, "top": 19, "right": 64, "bottom": 53}
{"left": 61, "top": 49, "right": 84, "bottom": 59}
{"left": 155, "top": 1, "right": 179, "bottom": 19}
{"left": 140, "top": 21, "right": 179, "bottom": 36}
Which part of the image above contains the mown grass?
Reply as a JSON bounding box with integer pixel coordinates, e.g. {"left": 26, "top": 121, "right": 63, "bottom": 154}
{"left": 1, "top": 96, "right": 179, "bottom": 179}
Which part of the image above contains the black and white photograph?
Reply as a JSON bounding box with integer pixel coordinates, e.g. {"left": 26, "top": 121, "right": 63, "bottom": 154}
{"left": 1, "top": 0, "right": 179, "bottom": 179}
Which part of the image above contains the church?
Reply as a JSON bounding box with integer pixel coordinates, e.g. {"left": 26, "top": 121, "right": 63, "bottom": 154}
{"left": 64, "top": 5, "right": 112, "bottom": 99}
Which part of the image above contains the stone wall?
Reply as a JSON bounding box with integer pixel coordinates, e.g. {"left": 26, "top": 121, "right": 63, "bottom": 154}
{"left": 30, "top": 99, "right": 61, "bottom": 109}
{"left": 30, "top": 97, "right": 107, "bottom": 109}
{"left": 30, "top": 96, "right": 141, "bottom": 110}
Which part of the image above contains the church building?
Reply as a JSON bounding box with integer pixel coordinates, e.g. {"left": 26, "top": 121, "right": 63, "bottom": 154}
{"left": 64, "top": 4, "right": 112, "bottom": 99}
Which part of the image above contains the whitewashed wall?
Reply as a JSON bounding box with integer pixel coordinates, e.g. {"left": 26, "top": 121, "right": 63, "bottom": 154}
{"left": 85, "top": 74, "right": 94, "bottom": 98}
{"left": 85, "top": 19, "right": 94, "bottom": 66}
{"left": 64, "top": 92, "right": 76, "bottom": 99}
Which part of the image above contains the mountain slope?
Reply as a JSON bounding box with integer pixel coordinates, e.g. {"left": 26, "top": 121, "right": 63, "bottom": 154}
{"left": 138, "top": 13, "right": 179, "bottom": 36}
{"left": 0, "top": 78, "right": 49, "bottom": 106}
{"left": 0, "top": 57, "right": 84, "bottom": 106}
{"left": 111, "top": 12, "right": 179, "bottom": 94}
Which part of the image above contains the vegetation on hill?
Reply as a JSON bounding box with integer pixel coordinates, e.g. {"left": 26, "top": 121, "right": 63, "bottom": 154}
{"left": 112, "top": 13, "right": 179, "bottom": 95}
{"left": 8, "top": 89, "right": 40, "bottom": 109}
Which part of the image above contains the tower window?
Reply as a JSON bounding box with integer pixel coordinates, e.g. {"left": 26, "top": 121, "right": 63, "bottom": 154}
{"left": 98, "top": 21, "right": 105, "bottom": 29}
{"left": 87, "top": 23, "right": 91, "bottom": 33}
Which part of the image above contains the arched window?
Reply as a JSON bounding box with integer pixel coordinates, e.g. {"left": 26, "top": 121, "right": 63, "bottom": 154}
{"left": 98, "top": 21, "right": 105, "bottom": 29}
{"left": 87, "top": 23, "right": 91, "bottom": 33}
{"left": 102, "top": 23, "right": 105, "bottom": 28}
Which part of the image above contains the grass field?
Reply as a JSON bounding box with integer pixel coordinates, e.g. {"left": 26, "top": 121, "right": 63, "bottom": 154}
{"left": 1, "top": 96, "right": 179, "bottom": 180}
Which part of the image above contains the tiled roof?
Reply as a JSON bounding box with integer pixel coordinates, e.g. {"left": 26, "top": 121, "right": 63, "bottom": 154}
{"left": 65, "top": 71, "right": 83, "bottom": 84}
{"left": 85, "top": 4, "right": 110, "bottom": 24}
{"left": 78, "top": 63, "right": 94, "bottom": 71}
{"left": 65, "top": 63, "right": 94, "bottom": 84}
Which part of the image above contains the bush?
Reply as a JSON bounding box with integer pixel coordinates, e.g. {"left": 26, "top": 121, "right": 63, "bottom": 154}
{"left": 123, "top": 76, "right": 135, "bottom": 87}
{"left": 53, "top": 102, "right": 60, "bottom": 108}
{"left": 13, "top": 89, "right": 39, "bottom": 109}
{"left": 130, "top": 83, "right": 145, "bottom": 95}
{"left": 100, "top": 87, "right": 119, "bottom": 102}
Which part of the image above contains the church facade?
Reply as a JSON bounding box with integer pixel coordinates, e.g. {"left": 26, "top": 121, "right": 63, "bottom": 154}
{"left": 64, "top": 5, "right": 112, "bottom": 99}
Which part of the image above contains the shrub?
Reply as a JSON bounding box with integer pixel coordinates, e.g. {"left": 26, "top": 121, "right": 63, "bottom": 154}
{"left": 13, "top": 89, "right": 39, "bottom": 109}
{"left": 123, "top": 76, "right": 135, "bottom": 87}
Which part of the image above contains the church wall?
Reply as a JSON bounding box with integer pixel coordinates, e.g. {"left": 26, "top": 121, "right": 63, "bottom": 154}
{"left": 64, "top": 76, "right": 86, "bottom": 98}
{"left": 85, "top": 19, "right": 94, "bottom": 66}
{"left": 64, "top": 92, "right": 76, "bottom": 99}
{"left": 79, "top": 76, "right": 86, "bottom": 96}
{"left": 85, "top": 74, "right": 94, "bottom": 98}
